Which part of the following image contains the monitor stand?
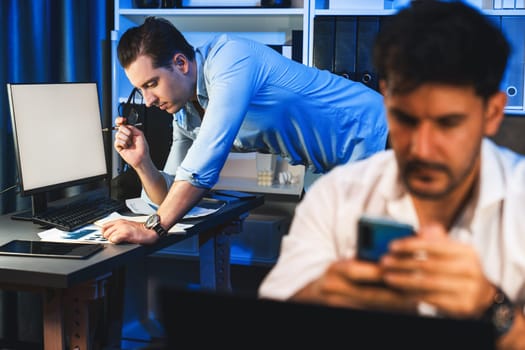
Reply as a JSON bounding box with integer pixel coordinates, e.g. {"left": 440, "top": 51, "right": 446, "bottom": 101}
{"left": 10, "top": 193, "right": 47, "bottom": 222}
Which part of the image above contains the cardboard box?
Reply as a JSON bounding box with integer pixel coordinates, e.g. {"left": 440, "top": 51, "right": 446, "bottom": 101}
{"left": 329, "top": 0, "right": 384, "bottom": 10}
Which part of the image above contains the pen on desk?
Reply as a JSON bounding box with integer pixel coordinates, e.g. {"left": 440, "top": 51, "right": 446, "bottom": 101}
{"left": 102, "top": 122, "right": 143, "bottom": 132}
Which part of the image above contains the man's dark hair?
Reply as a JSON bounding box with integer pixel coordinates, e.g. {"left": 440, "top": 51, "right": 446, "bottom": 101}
{"left": 117, "top": 16, "right": 195, "bottom": 69}
{"left": 373, "top": 1, "right": 510, "bottom": 100}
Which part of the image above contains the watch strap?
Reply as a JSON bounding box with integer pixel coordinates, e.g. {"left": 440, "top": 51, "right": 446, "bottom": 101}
{"left": 483, "top": 287, "right": 515, "bottom": 338}
{"left": 145, "top": 214, "right": 169, "bottom": 238}
{"left": 152, "top": 223, "right": 169, "bottom": 238}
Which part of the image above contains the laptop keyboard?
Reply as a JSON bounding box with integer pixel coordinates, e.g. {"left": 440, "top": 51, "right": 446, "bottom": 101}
{"left": 33, "top": 197, "right": 127, "bottom": 232}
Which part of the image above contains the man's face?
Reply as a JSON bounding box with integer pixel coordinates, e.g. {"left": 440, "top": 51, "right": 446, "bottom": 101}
{"left": 383, "top": 83, "right": 502, "bottom": 200}
{"left": 125, "top": 54, "right": 194, "bottom": 114}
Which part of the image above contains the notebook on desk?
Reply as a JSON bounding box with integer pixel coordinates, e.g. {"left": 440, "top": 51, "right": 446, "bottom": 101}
{"left": 157, "top": 286, "right": 495, "bottom": 350}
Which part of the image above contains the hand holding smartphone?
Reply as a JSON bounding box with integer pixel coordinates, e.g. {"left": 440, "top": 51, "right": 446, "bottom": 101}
{"left": 357, "top": 215, "right": 414, "bottom": 262}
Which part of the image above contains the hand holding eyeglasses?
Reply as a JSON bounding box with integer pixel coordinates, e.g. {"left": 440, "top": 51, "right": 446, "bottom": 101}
{"left": 102, "top": 109, "right": 143, "bottom": 131}
{"left": 103, "top": 88, "right": 144, "bottom": 131}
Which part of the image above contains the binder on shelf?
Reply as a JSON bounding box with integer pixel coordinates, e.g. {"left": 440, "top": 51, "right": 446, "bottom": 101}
{"left": 356, "top": 16, "right": 381, "bottom": 91}
{"left": 501, "top": 16, "right": 525, "bottom": 110}
{"left": 334, "top": 16, "right": 357, "bottom": 80}
{"left": 313, "top": 16, "right": 336, "bottom": 72}
{"left": 291, "top": 30, "right": 303, "bottom": 64}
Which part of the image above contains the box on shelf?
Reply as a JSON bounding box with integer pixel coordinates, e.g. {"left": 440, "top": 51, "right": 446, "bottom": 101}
{"left": 176, "top": 0, "right": 261, "bottom": 7}
{"left": 329, "top": 0, "right": 384, "bottom": 10}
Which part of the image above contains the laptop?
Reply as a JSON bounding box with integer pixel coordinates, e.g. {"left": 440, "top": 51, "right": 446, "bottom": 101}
{"left": 157, "top": 286, "right": 496, "bottom": 349}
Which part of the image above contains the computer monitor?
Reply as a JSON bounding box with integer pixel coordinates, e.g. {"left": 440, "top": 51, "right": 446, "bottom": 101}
{"left": 7, "top": 82, "right": 109, "bottom": 219}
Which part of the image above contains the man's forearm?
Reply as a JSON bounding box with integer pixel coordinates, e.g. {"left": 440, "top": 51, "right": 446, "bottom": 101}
{"left": 134, "top": 157, "right": 168, "bottom": 205}
{"left": 156, "top": 180, "right": 207, "bottom": 231}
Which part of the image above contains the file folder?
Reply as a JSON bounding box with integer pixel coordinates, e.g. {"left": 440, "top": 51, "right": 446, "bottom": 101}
{"left": 313, "top": 16, "right": 335, "bottom": 72}
{"left": 356, "top": 16, "right": 381, "bottom": 91}
{"left": 334, "top": 16, "right": 357, "bottom": 80}
{"left": 501, "top": 16, "right": 525, "bottom": 110}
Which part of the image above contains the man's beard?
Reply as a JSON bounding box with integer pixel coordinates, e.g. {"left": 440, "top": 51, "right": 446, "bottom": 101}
{"left": 402, "top": 159, "right": 456, "bottom": 200}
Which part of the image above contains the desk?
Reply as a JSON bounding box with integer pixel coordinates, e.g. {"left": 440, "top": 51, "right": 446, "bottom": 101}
{"left": 0, "top": 193, "right": 263, "bottom": 350}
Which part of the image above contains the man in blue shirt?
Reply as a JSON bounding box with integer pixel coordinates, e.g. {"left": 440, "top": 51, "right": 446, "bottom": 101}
{"left": 103, "top": 16, "right": 387, "bottom": 244}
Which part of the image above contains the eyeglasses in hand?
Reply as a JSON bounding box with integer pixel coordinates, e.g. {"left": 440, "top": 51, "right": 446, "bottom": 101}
{"left": 118, "top": 87, "right": 143, "bottom": 127}
{"left": 103, "top": 88, "right": 144, "bottom": 131}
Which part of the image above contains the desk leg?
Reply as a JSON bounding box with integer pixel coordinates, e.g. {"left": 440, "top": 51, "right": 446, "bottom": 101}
{"left": 7, "top": 273, "right": 117, "bottom": 350}
{"left": 199, "top": 215, "right": 247, "bottom": 292}
{"left": 62, "top": 274, "right": 111, "bottom": 350}
{"left": 43, "top": 288, "right": 66, "bottom": 350}
{"left": 199, "top": 231, "right": 231, "bottom": 291}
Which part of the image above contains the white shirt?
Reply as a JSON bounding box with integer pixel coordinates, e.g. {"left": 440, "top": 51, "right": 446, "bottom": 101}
{"left": 258, "top": 139, "right": 525, "bottom": 307}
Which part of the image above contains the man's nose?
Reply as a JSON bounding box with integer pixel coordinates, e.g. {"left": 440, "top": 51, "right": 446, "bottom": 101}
{"left": 142, "top": 90, "right": 157, "bottom": 107}
{"left": 411, "top": 123, "right": 434, "bottom": 157}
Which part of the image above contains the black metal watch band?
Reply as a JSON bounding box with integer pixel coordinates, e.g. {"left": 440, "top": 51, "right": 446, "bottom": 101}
{"left": 144, "top": 213, "right": 169, "bottom": 238}
{"left": 152, "top": 223, "right": 168, "bottom": 238}
{"left": 483, "top": 287, "right": 515, "bottom": 338}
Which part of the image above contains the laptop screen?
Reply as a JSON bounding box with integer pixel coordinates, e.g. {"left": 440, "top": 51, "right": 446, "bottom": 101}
{"left": 157, "top": 287, "right": 496, "bottom": 349}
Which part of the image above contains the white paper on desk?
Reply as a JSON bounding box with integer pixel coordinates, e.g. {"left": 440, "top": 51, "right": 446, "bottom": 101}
{"left": 125, "top": 197, "right": 221, "bottom": 219}
{"left": 38, "top": 213, "right": 193, "bottom": 243}
{"left": 125, "top": 198, "right": 156, "bottom": 215}
{"left": 38, "top": 224, "right": 111, "bottom": 243}
{"left": 94, "top": 212, "right": 193, "bottom": 233}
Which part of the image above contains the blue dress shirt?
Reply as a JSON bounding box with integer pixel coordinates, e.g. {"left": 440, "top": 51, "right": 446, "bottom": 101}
{"left": 158, "top": 34, "right": 388, "bottom": 190}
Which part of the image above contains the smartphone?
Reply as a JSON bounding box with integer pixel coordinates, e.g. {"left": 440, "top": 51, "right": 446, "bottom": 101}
{"left": 357, "top": 215, "right": 414, "bottom": 262}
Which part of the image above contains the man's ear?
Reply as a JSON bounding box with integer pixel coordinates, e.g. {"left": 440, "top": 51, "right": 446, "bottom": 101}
{"left": 484, "top": 91, "right": 507, "bottom": 137}
{"left": 172, "top": 53, "right": 187, "bottom": 72}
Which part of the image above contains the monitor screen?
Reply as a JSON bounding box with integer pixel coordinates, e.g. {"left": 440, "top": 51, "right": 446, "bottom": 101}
{"left": 7, "top": 82, "right": 108, "bottom": 198}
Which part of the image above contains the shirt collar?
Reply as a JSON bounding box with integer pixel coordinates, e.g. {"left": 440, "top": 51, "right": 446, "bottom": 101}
{"left": 477, "top": 138, "right": 506, "bottom": 208}
{"left": 194, "top": 48, "right": 208, "bottom": 109}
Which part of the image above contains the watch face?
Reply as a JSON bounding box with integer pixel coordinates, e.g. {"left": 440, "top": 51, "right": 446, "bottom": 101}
{"left": 146, "top": 214, "right": 160, "bottom": 228}
{"left": 487, "top": 289, "right": 515, "bottom": 338}
{"left": 493, "top": 302, "right": 514, "bottom": 333}
{"left": 145, "top": 214, "right": 168, "bottom": 237}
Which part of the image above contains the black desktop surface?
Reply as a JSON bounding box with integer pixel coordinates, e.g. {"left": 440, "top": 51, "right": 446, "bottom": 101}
{"left": 158, "top": 286, "right": 495, "bottom": 349}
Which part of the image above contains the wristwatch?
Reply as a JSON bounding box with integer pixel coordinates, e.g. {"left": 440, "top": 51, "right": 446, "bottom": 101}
{"left": 144, "top": 213, "right": 169, "bottom": 238}
{"left": 483, "top": 287, "right": 515, "bottom": 338}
